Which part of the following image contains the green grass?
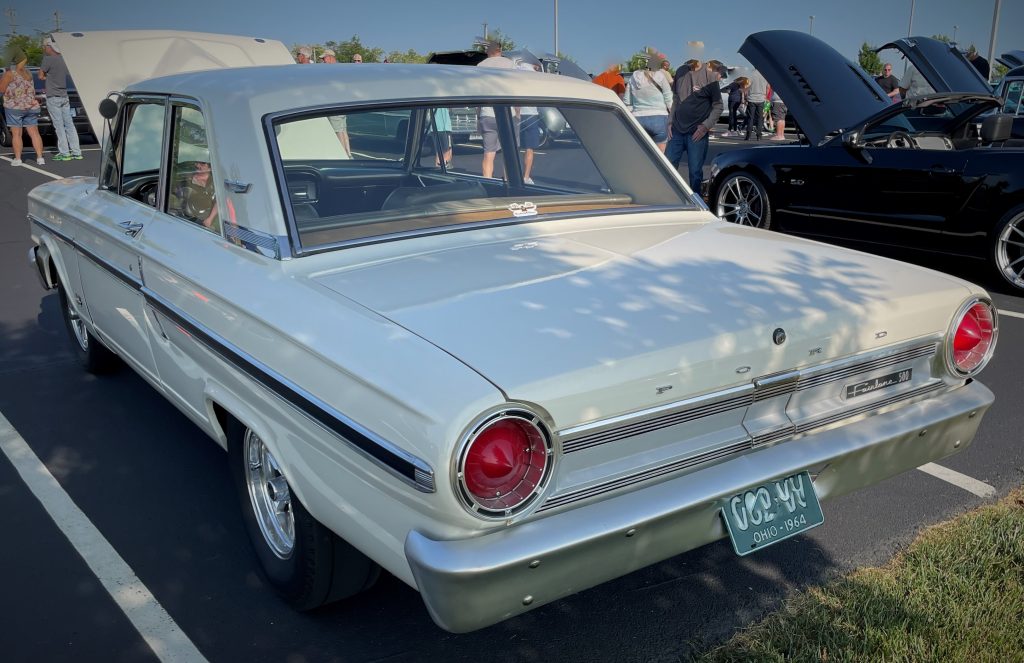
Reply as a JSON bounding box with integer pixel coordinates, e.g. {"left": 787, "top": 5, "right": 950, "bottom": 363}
{"left": 695, "top": 488, "right": 1024, "bottom": 663}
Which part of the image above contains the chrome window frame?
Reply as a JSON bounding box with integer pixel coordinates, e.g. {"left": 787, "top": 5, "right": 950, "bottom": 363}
{"left": 262, "top": 96, "right": 700, "bottom": 259}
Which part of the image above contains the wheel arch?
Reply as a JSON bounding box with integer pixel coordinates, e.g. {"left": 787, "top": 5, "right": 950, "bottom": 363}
{"left": 709, "top": 163, "right": 775, "bottom": 210}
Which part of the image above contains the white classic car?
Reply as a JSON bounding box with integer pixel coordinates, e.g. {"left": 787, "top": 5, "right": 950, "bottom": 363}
{"left": 28, "top": 32, "right": 997, "bottom": 633}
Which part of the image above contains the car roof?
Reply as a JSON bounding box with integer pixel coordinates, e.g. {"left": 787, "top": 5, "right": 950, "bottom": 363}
{"left": 129, "top": 63, "right": 616, "bottom": 116}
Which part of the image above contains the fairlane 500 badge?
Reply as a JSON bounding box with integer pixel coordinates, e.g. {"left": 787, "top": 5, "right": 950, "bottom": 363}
{"left": 845, "top": 370, "right": 912, "bottom": 398}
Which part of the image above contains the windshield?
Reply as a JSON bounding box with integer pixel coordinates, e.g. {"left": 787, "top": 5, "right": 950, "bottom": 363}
{"left": 271, "top": 100, "right": 695, "bottom": 252}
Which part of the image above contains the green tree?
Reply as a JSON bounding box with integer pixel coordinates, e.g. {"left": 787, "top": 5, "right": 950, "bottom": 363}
{"left": 931, "top": 34, "right": 952, "bottom": 43}
{"left": 858, "top": 41, "right": 883, "bottom": 76}
{"left": 626, "top": 49, "right": 649, "bottom": 72}
{"left": 385, "top": 49, "right": 427, "bottom": 64}
{"left": 326, "top": 35, "right": 384, "bottom": 63}
{"left": 2, "top": 34, "right": 44, "bottom": 66}
{"left": 475, "top": 28, "right": 515, "bottom": 52}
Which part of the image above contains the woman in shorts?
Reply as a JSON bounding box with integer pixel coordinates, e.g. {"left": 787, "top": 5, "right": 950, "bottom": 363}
{"left": 0, "top": 47, "right": 45, "bottom": 166}
{"left": 624, "top": 51, "right": 673, "bottom": 152}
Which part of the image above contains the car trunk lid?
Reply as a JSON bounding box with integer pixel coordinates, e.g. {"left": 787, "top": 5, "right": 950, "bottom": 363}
{"left": 876, "top": 36, "right": 993, "bottom": 94}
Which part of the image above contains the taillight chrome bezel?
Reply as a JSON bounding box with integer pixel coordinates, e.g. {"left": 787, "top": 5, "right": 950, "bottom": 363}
{"left": 944, "top": 297, "right": 998, "bottom": 378}
{"left": 453, "top": 408, "right": 554, "bottom": 520}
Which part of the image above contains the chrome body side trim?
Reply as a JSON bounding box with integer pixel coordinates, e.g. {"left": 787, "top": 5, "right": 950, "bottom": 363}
{"left": 222, "top": 222, "right": 289, "bottom": 260}
{"left": 30, "top": 215, "right": 435, "bottom": 492}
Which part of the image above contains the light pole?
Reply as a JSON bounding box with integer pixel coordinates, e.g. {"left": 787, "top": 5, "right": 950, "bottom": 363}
{"left": 907, "top": 0, "right": 915, "bottom": 37}
{"left": 554, "top": 0, "right": 559, "bottom": 56}
{"left": 953, "top": 24, "right": 958, "bottom": 43}
{"left": 809, "top": 15, "right": 814, "bottom": 35}
{"left": 987, "top": 0, "right": 1002, "bottom": 84}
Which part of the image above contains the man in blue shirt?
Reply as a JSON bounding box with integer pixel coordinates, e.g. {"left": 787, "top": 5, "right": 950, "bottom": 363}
{"left": 38, "top": 37, "right": 82, "bottom": 161}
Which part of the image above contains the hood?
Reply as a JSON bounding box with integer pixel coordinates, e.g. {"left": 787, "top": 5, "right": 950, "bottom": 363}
{"left": 52, "top": 30, "right": 293, "bottom": 138}
{"left": 740, "top": 31, "right": 891, "bottom": 144}
{"left": 311, "top": 218, "right": 970, "bottom": 427}
{"left": 876, "top": 36, "right": 991, "bottom": 94}
{"left": 997, "top": 50, "right": 1024, "bottom": 70}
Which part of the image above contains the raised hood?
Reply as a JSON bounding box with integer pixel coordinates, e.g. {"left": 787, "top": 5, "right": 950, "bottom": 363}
{"left": 877, "top": 36, "right": 992, "bottom": 94}
{"left": 52, "top": 30, "right": 293, "bottom": 139}
{"left": 312, "top": 218, "right": 970, "bottom": 428}
{"left": 740, "top": 31, "right": 891, "bottom": 144}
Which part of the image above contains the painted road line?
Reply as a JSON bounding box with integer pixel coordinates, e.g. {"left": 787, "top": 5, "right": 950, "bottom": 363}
{"left": 0, "top": 412, "right": 208, "bottom": 663}
{"left": 998, "top": 309, "right": 1024, "bottom": 320}
{"left": 917, "top": 462, "right": 997, "bottom": 498}
{"left": 0, "top": 156, "right": 61, "bottom": 180}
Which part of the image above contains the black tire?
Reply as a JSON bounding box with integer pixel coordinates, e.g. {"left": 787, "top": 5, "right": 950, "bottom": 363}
{"left": 0, "top": 120, "right": 10, "bottom": 148}
{"left": 990, "top": 203, "right": 1024, "bottom": 291}
{"left": 227, "top": 418, "right": 379, "bottom": 610}
{"left": 58, "top": 281, "right": 119, "bottom": 374}
{"left": 713, "top": 171, "right": 773, "bottom": 229}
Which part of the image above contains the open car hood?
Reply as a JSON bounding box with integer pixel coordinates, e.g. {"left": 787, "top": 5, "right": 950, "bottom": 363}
{"left": 739, "top": 31, "right": 891, "bottom": 144}
{"left": 51, "top": 30, "right": 293, "bottom": 139}
{"left": 876, "top": 36, "right": 992, "bottom": 94}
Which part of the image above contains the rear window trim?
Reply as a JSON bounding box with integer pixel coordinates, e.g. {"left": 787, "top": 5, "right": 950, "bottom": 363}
{"left": 263, "top": 96, "right": 697, "bottom": 258}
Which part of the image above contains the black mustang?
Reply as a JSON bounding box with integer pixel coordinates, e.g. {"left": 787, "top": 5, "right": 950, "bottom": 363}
{"left": 707, "top": 31, "right": 1024, "bottom": 291}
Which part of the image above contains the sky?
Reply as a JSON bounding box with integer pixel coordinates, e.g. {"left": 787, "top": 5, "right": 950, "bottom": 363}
{"left": 6, "top": 0, "right": 1021, "bottom": 75}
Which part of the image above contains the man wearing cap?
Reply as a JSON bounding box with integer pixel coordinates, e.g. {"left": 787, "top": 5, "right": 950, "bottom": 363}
{"left": 39, "top": 36, "right": 82, "bottom": 160}
{"left": 476, "top": 40, "right": 514, "bottom": 178}
{"left": 296, "top": 47, "right": 312, "bottom": 64}
{"left": 320, "top": 49, "right": 337, "bottom": 64}
{"left": 352, "top": 53, "right": 363, "bottom": 63}
{"left": 665, "top": 60, "right": 722, "bottom": 194}
{"left": 966, "top": 45, "right": 990, "bottom": 82}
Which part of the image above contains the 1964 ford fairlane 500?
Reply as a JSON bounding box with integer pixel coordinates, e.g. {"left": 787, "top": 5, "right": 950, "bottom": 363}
{"left": 27, "top": 31, "right": 996, "bottom": 632}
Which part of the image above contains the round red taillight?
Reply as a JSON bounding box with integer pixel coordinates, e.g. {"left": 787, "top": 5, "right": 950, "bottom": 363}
{"left": 459, "top": 414, "right": 550, "bottom": 516}
{"left": 949, "top": 301, "right": 996, "bottom": 375}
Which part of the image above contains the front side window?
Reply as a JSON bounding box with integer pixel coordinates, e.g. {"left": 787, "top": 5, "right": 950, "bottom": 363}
{"left": 166, "top": 105, "right": 220, "bottom": 234}
{"left": 1003, "top": 80, "right": 1022, "bottom": 116}
{"left": 272, "top": 101, "right": 694, "bottom": 251}
{"left": 107, "top": 101, "right": 166, "bottom": 209}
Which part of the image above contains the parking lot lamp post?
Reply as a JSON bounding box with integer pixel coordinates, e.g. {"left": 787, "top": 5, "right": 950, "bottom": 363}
{"left": 809, "top": 15, "right": 814, "bottom": 35}
{"left": 987, "top": 0, "right": 1002, "bottom": 85}
{"left": 907, "top": 0, "right": 915, "bottom": 37}
{"left": 554, "top": 0, "right": 559, "bottom": 59}
{"left": 953, "top": 25, "right": 958, "bottom": 43}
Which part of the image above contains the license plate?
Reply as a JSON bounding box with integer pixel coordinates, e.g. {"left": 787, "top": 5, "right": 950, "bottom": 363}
{"left": 720, "top": 471, "right": 823, "bottom": 556}
{"left": 70, "top": 108, "right": 77, "bottom": 117}
{"left": 469, "top": 133, "right": 482, "bottom": 141}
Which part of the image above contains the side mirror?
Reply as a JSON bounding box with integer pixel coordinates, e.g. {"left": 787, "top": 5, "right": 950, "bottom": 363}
{"left": 98, "top": 98, "right": 118, "bottom": 119}
{"left": 841, "top": 130, "right": 873, "bottom": 164}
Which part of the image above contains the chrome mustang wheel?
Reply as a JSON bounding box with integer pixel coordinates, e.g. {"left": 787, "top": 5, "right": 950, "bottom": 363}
{"left": 244, "top": 430, "right": 295, "bottom": 559}
{"left": 994, "top": 208, "right": 1024, "bottom": 290}
{"left": 715, "top": 172, "right": 772, "bottom": 229}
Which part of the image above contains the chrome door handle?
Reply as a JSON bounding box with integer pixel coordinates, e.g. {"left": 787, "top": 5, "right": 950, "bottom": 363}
{"left": 118, "top": 220, "right": 144, "bottom": 238}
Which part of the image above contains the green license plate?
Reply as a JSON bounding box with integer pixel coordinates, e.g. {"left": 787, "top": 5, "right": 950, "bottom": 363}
{"left": 721, "top": 471, "right": 824, "bottom": 556}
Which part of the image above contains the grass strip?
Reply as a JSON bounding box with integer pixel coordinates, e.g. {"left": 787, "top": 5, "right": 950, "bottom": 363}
{"left": 696, "top": 487, "right": 1024, "bottom": 662}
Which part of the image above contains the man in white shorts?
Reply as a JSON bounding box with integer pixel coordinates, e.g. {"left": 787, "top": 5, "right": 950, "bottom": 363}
{"left": 476, "top": 41, "right": 514, "bottom": 178}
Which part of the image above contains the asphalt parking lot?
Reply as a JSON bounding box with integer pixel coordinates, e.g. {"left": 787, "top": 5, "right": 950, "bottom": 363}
{"left": 1, "top": 141, "right": 1022, "bottom": 663}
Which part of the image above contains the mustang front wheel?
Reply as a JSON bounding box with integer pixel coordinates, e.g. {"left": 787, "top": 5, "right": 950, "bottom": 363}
{"left": 715, "top": 172, "right": 772, "bottom": 229}
{"left": 993, "top": 205, "right": 1024, "bottom": 291}
{"left": 228, "top": 419, "right": 379, "bottom": 610}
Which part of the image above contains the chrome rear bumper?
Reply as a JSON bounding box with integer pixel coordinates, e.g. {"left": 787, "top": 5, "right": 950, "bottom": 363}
{"left": 406, "top": 380, "right": 993, "bottom": 632}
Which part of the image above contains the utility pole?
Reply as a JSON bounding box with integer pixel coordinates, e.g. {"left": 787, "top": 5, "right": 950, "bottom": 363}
{"left": 952, "top": 25, "right": 958, "bottom": 43}
{"left": 986, "top": 0, "right": 1002, "bottom": 84}
{"left": 809, "top": 16, "right": 814, "bottom": 35}
{"left": 53, "top": 10, "right": 62, "bottom": 32}
{"left": 482, "top": 22, "right": 488, "bottom": 40}
{"left": 5, "top": 8, "right": 17, "bottom": 35}
{"left": 907, "top": 0, "right": 915, "bottom": 37}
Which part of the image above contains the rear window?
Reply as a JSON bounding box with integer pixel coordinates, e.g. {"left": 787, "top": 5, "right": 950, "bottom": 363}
{"left": 271, "top": 100, "right": 694, "bottom": 252}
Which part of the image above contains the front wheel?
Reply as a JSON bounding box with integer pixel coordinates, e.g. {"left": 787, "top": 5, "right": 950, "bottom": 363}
{"left": 714, "top": 172, "right": 772, "bottom": 229}
{"left": 58, "top": 282, "right": 119, "bottom": 373}
{"left": 992, "top": 205, "right": 1024, "bottom": 291}
{"left": 228, "top": 418, "right": 379, "bottom": 610}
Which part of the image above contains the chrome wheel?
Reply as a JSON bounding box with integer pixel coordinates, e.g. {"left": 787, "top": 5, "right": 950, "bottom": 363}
{"left": 996, "top": 211, "right": 1024, "bottom": 289}
{"left": 716, "top": 174, "right": 768, "bottom": 228}
{"left": 244, "top": 430, "right": 294, "bottom": 559}
{"left": 66, "top": 298, "right": 89, "bottom": 352}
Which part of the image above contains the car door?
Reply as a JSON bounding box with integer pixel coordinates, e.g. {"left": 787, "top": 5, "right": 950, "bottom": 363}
{"left": 75, "top": 96, "right": 168, "bottom": 382}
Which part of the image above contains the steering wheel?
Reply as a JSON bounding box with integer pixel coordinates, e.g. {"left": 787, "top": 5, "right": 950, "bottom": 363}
{"left": 886, "top": 131, "right": 916, "bottom": 149}
{"left": 181, "top": 181, "right": 215, "bottom": 221}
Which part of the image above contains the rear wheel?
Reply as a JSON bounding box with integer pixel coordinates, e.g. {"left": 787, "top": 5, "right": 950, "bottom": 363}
{"left": 714, "top": 172, "right": 772, "bottom": 229}
{"left": 58, "top": 281, "right": 119, "bottom": 373}
{"left": 228, "top": 418, "right": 379, "bottom": 610}
{"left": 0, "top": 120, "right": 10, "bottom": 148}
{"left": 992, "top": 205, "right": 1024, "bottom": 291}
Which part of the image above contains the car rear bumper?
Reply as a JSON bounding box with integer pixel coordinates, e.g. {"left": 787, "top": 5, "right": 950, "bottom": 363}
{"left": 405, "top": 380, "right": 993, "bottom": 632}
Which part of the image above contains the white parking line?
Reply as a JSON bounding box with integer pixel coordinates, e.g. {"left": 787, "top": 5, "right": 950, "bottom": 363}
{"left": 0, "top": 412, "right": 208, "bottom": 663}
{"left": 998, "top": 309, "right": 1024, "bottom": 320}
{"left": 0, "top": 156, "right": 61, "bottom": 180}
{"left": 917, "top": 462, "right": 997, "bottom": 498}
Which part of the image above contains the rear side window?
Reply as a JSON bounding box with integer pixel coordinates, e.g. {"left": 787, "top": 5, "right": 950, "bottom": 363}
{"left": 272, "top": 101, "right": 694, "bottom": 251}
